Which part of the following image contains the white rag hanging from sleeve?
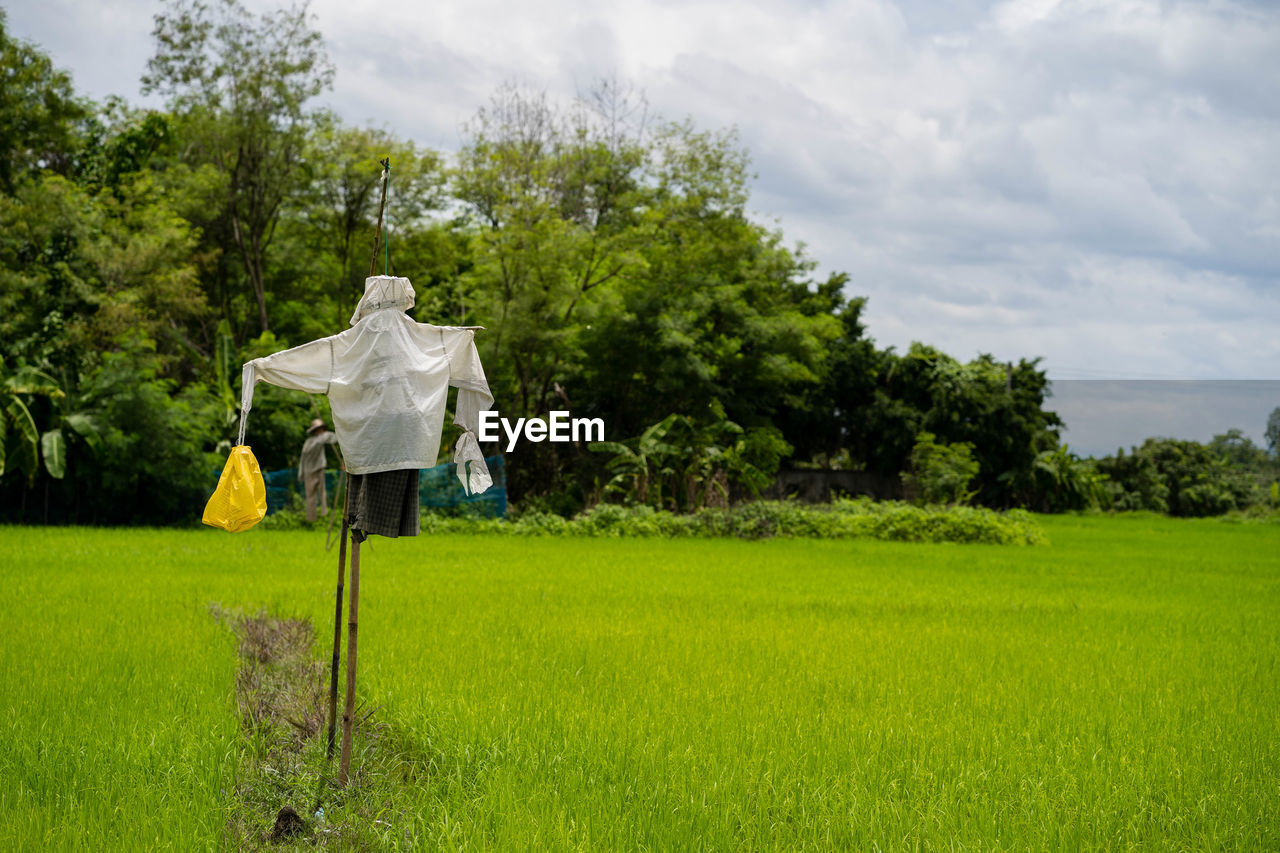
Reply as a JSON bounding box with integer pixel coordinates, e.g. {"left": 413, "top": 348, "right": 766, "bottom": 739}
{"left": 237, "top": 275, "right": 495, "bottom": 495}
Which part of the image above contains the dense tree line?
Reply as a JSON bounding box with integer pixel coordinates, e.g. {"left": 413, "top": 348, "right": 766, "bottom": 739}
{"left": 1095, "top": 431, "right": 1278, "bottom": 518}
{"left": 0, "top": 5, "right": 1275, "bottom": 524}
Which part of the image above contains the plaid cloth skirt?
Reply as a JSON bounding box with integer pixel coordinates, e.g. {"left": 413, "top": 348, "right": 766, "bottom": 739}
{"left": 345, "top": 469, "right": 420, "bottom": 542}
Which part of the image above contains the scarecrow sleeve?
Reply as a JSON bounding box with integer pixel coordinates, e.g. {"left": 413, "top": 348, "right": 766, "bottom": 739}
{"left": 237, "top": 338, "right": 335, "bottom": 445}
{"left": 445, "top": 329, "right": 495, "bottom": 495}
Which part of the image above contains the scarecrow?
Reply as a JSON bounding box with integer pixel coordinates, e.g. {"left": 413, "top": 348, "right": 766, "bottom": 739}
{"left": 239, "top": 274, "right": 494, "bottom": 531}
{"left": 235, "top": 272, "right": 493, "bottom": 784}
{"left": 299, "top": 418, "right": 340, "bottom": 522}
{"left": 204, "top": 160, "right": 490, "bottom": 789}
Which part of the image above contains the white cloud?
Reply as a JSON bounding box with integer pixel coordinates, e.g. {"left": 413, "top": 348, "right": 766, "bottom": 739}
{"left": 6, "top": 0, "right": 1278, "bottom": 378}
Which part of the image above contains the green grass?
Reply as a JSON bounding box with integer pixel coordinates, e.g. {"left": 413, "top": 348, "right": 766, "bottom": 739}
{"left": 0, "top": 514, "right": 1277, "bottom": 850}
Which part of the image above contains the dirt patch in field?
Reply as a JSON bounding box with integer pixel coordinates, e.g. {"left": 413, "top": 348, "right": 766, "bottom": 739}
{"left": 210, "top": 604, "right": 427, "bottom": 849}
{"left": 227, "top": 608, "right": 327, "bottom": 742}
{"left": 211, "top": 604, "right": 326, "bottom": 846}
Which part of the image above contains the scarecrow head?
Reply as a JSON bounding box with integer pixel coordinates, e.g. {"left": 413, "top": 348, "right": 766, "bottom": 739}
{"left": 350, "top": 275, "right": 415, "bottom": 325}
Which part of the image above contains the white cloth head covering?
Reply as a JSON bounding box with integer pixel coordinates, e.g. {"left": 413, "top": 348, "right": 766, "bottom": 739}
{"left": 350, "top": 275, "right": 415, "bottom": 325}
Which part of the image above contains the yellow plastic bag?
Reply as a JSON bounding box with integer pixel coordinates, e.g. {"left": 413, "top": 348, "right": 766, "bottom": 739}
{"left": 202, "top": 445, "right": 267, "bottom": 532}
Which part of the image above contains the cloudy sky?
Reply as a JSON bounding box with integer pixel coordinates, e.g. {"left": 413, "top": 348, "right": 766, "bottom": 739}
{"left": 8, "top": 0, "right": 1280, "bottom": 387}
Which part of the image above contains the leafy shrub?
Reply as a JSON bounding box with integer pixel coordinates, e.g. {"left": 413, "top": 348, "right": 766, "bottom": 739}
{"left": 505, "top": 510, "right": 571, "bottom": 536}
{"left": 408, "top": 498, "right": 1047, "bottom": 545}
{"left": 1179, "top": 482, "right": 1238, "bottom": 518}
{"left": 1217, "top": 504, "right": 1280, "bottom": 524}
{"left": 1101, "top": 449, "right": 1170, "bottom": 513}
{"left": 571, "top": 503, "right": 665, "bottom": 538}
{"left": 825, "top": 497, "right": 1047, "bottom": 545}
{"left": 418, "top": 513, "right": 504, "bottom": 536}
{"left": 71, "top": 337, "right": 221, "bottom": 524}
{"left": 1096, "top": 437, "right": 1259, "bottom": 517}
{"left": 689, "top": 501, "right": 847, "bottom": 540}
{"left": 902, "top": 432, "right": 980, "bottom": 506}
{"left": 256, "top": 495, "right": 322, "bottom": 531}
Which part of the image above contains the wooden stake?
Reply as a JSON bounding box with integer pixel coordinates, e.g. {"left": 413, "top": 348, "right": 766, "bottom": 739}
{"left": 338, "top": 533, "right": 361, "bottom": 786}
{"left": 325, "top": 482, "right": 350, "bottom": 758}
{"left": 333, "top": 157, "right": 386, "bottom": 785}
{"left": 368, "top": 159, "right": 390, "bottom": 276}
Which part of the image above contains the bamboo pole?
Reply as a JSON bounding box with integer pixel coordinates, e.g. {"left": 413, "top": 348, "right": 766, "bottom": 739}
{"left": 338, "top": 534, "right": 361, "bottom": 786}
{"left": 325, "top": 481, "right": 350, "bottom": 759}
{"left": 368, "top": 159, "right": 390, "bottom": 276}
{"left": 326, "top": 159, "right": 389, "bottom": 762}
{"left": 331, "top": 157, "right": 389, "bottom": 785}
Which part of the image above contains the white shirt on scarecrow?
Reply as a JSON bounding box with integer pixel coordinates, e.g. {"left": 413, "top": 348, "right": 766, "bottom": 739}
{"left": 238, "top": 275, "right": 494, "bottom": 495}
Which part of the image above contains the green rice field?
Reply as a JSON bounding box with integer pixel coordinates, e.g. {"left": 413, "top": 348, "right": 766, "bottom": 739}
{"left": 1, "top": 514, "right": 1277, "bottom": 850}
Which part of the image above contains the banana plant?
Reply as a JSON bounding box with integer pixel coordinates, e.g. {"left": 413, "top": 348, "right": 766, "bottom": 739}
{"left": 0, "top": 360, "right": 64, "bottom": 484}
{"left": 40, "top": 392, "right": 104, "bottom": 480}
{"left": 591, "top": 411, "right": 782, "bottom": 511}
{"left": 590, "top": 414, "right": 683, "bottom": 507}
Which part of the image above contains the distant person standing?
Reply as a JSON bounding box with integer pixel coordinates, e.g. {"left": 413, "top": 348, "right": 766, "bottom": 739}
{"left": 300, "top": 418, "right": 340, "bottom": 521}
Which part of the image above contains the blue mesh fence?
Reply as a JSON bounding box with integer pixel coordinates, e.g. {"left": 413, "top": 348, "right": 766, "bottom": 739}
{"left": 259, "top": 468, "right": 316, "bottom": 515}
{"left": 418, "top": 454, "right": 507, "bottom": 517}
{"left": 251, "top": 455, "right": 507, "bottom": 518}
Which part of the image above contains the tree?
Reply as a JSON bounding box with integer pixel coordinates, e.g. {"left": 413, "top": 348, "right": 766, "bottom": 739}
{"left": 774, "top": 283, "right": 879, "bottom": 466}
{"left": 0, "top": 34, "right": 1091, "bottom": 522}
{"left": 1096, "top": 437, "right": 1256, "bottom": 517}
{"left": 831, "top": 345, "right": 1060, "bottom": 506}
{"left": 0, "top": 173, "right": 206, "bottom": 378}
{"left": 1096, "top": 445, "right": 1169, "bottom": 513}
{"left": 292, "top": 115, "right": 446, "bottom": 328}
{"left": 454, "top": 82, "right": 841, "bottom": 501}
{"left": 78, "top": 99, "right": 173, "bottom": 197}
{"left": 454, "top": 81, "right": 651, "bottom": 419}
{"left": 1267, "top": 407, "right": 1280, "bottom": 456}
{"left": 1208, "top": 428, "right": 1269, "bottom": 470}
{"left": 143, "top": 0, "right": 334, "bottom": 333}
{"left": 37, "top": 372, "right": 104, "bottom": 482}
{"left": 573, "top": 118, "right": 840, "bottom": 440}
{"left": 0, "top": 11, "right": 88, "bottom": 193}
{"left": 591, "top": 414, "right": 681, "bottom": 508}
